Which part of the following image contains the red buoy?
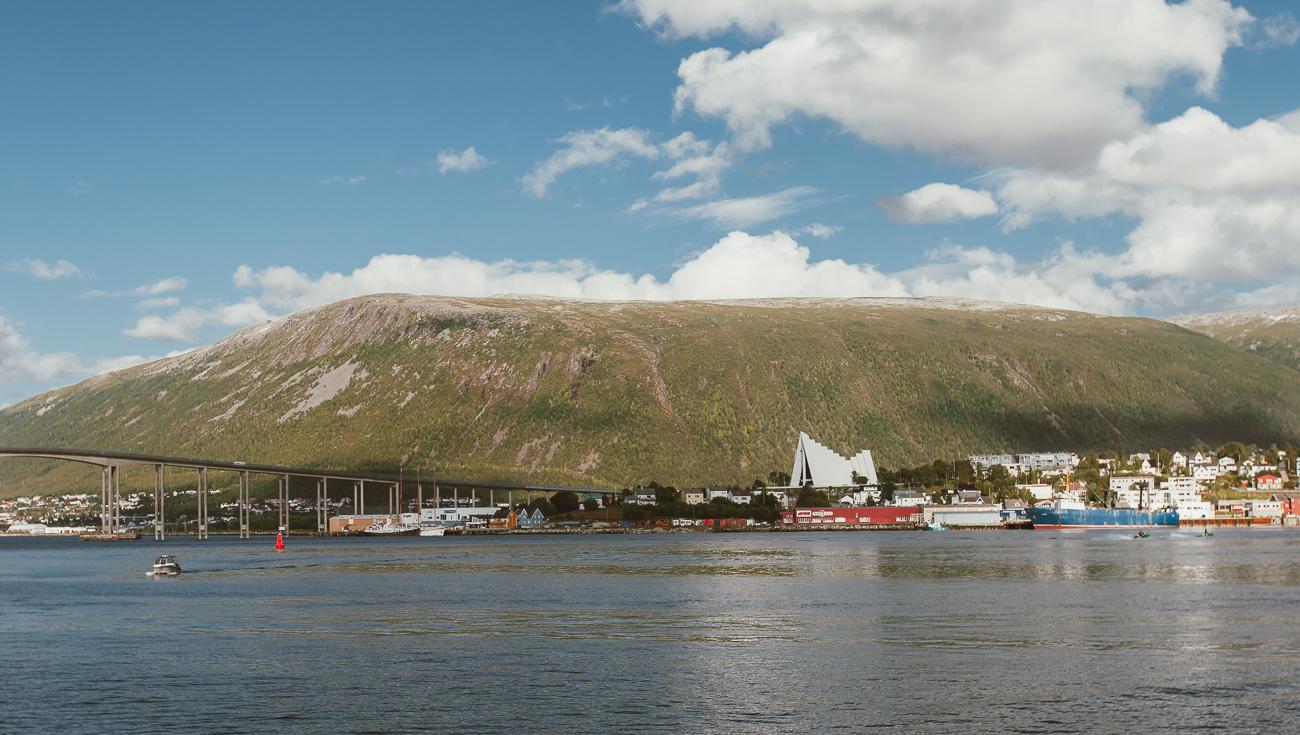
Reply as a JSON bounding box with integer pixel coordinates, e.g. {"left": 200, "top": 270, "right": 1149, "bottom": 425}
{"left": 275, "top": 531, "right": 285, "bottom": 551}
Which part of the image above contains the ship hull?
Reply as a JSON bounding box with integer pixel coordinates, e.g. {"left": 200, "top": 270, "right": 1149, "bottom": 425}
{"left": 1027, "top": 507, "right": 1179, "bottom": 529}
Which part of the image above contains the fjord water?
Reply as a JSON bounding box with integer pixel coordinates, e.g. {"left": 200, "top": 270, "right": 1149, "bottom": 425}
{"left": 2, "top": 531, "right": 1298, "bottom": 733}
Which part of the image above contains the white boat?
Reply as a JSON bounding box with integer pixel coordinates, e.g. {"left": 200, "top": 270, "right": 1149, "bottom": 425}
{"left": 148, "top": 554, "right": 182, "bottom": 577}
{"left": 418, "top": 525, "right": 447, "bottom": 537}
{"left": 363, "top": 522, "right": 420, "bottom": 536}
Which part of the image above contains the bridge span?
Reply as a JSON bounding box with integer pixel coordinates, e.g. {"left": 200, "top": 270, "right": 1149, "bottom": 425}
{"left": 0, "top": 447, "right": 616, "bottom": 539}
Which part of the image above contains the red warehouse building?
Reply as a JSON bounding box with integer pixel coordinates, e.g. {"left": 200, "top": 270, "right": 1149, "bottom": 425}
{"left": 781, "top": 507, "right": 922, "bottom": 526}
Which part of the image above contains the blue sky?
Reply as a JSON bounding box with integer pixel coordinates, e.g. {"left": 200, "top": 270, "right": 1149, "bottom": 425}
{"left": 3, "top": 0, "right": 1300, "bottom": 404}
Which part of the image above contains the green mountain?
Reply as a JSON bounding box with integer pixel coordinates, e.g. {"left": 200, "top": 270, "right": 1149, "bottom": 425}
{"left": 4, "top": 294, "right": 1300, "bottom": 496}
{"left": 1174, "top": 307, "right": 1300, "bottom": 373}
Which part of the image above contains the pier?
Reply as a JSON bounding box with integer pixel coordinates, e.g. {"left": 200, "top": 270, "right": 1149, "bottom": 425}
{"left": 0, "top": 447, "right": 615, "bottom": 540}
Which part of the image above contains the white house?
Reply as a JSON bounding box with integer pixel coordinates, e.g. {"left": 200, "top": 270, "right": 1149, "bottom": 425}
{"left": 1218, "top": 457, "right": 1238, "bottom": 474}
{"left": 1192, "top": 465, "right": 1219, "bottom": 482}
{"left": 892, "top": 490, "right": 927, "bottom": 507}
{"left": 791, "top": 432, "right": 878, "bottom": 487}
{"left": 1016, "top": 483, "right": 1055, "bottom": 502}
{"left": 1170, "top": 451, "right": 1188, "bottom": 469}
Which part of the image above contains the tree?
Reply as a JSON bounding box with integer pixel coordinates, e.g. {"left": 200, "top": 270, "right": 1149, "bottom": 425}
{"left": 796, "top": 487, "right": 831, "bottom": 507}
{"left": 531, "top": 498, "right": 558, "bottom": 518}
{"left": 768, "top": 470, "right": 791, "bottom": 487}
{"left": 582, "top": 499, "right": 600, "bottom": 512}
{"left": 654, "top": 486, "right": 680, "bottom": 505}
{"left": 552, "top": 491, "right": 580, "bottom": 514}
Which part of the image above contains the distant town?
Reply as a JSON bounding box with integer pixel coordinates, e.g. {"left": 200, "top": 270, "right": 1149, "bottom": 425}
{"left": 4, "top": 433, "right": 1299, "bottom": 535}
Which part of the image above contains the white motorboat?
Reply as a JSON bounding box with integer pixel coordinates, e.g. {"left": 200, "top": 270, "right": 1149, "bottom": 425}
{"left": 418, "top": 525, "right": 446, "bottom": 537}
{"left": 148, "top": 554, "right": 182, "bottom": 577}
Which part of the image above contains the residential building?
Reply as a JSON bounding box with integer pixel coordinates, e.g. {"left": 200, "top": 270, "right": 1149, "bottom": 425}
{"left": 892, "top": 490, "right": 927, "bottom": 507}
{"left": 1016, "top": 483, "right": 1055, "bottom": 502}
{"left": 1255, "top": 472, "right": 1284, "bottom": 492}
{"left": 681, "top": 489, "right": 707, "bottom": 506}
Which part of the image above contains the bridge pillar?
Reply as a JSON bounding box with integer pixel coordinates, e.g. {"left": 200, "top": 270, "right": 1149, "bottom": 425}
{"left": 198, "top": 467, "right": 208, "bottom": 540}
{"left": 154, "top": 464, "right": 165, "bottom": 541}
{"left": 353, "top": 481, "right": 360, "bottom": 515}
{"left": 100, "top": 467, "right": 109, "bottom": 533}
{"left": 111, "top": 465, "right": 121, "bottom": 534}
{"left": 360, "top": 480, "right": 366, "bottom": 516}
{"left": 239, "top": 470, "right": 250, "bottom": 539}
{"left": 280, "top": 473, "right": 289, "bottom": 532}
{"left": 316, "top": 479, "right": 326, "bottom": 535}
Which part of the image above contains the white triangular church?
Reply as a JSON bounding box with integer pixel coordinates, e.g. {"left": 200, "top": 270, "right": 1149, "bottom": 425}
{"left": 791, "top": 432, "right": 879, "bottom": 487}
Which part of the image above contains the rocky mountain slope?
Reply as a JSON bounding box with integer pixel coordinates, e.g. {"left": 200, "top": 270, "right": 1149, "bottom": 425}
{"left": 4, "top": 294, "right": 1300, "bottom": 496}
{"left": 1174, "top": 307, "right": 1300, "bottom": 372}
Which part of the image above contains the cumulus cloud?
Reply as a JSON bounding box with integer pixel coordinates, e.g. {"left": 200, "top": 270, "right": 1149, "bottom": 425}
{"left": 123, "top": 299, "right": 271, "bottom": 343}
{"left": 6, "top": 258, "right": 81, "bottom": 280}
{"left": 234, "top": 232, "right": 909, "bottom": 308}
{"left": 879, "top": 183, "right": 999, "bottom": 223}
{"left": 436, "top": 146, "right": 491, "bottom": 174}
{"left": 995, "top": 107, "right": 1300, "bottom": 284}
{"left": 623, "top": 0, "right": 1256, "bottom": 166}
{"left": 522, "top": 127, "right": 660, "bottom": 196}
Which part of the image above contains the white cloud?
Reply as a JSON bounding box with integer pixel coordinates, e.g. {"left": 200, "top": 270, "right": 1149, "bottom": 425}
{"left": 665, "top": 186, "right": 821, "bottom": 228}
{"left": 793, "top": 223, "right": 842, "bottom": 239}
{"left": 6, "top": 258, "right": 81, "bottom": 280}
{"left": 320, "top": 175, "right": 367, "bottom": 186}
{"left": 522, "top": 127, "right": 660, "bottom": 197}
{"left": 0, "top": 313, "right": 157, "bottom": 387}
{"left": 84, "top": 276, "right": 189, "bottom": 299}
{"left": 995, "top": 107, "right": 1300, "bottom": 284}
{"left": 879, "top": 183, "right": 999, "bottom": 223}
{"left": 123, "top": 299, "right": 271, "bottom": 343}
{"left": 135, "top": 296, "right": 180, "bottom": 310}
{"left": 234, "top": 231, "right": 909, "bottom": 307}
{"left": 436, "top": 146, "right": 491, "bottom": 174}
{"left": 623, "top": 0, "right": 1256, "bottom": 166}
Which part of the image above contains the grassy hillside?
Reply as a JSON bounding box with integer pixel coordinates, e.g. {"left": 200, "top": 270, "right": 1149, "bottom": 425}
{"left": 1174, "top": 307, "right": 1300, "bottom": 372}
{"left": 3, "top": 294, "right": 1300, "bottom": 496}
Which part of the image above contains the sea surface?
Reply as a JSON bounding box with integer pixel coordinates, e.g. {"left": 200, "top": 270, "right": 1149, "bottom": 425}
{"left": 2, "top": 528, "right": 1299, "bottom": 734}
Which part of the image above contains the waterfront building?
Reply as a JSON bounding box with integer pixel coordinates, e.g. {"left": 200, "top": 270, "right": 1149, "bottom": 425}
{"left": 1271, "top": 492, "right": 1300, "bottom": 516}
{"left": 1246, "top": 500, "right": 1283, "bottom": 518}
{"left": 969, "top": 451, "right": 1078, "bottom": 476}
{"left": 790, "top": 432, "right": 878, "bottom": 487}
{"left": 922, "top": 504, "right": 1003, "bottom": 528}
{"left": 781, "top": 507, "right": 921, "bottom": 526}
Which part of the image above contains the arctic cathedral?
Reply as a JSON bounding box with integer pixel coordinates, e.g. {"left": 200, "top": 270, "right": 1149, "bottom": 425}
{"left": 790, "top": 432, "right": 879, "bottom": 488}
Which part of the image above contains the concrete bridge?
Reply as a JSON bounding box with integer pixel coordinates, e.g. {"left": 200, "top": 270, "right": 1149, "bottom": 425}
{"left": 0, "top": 447, "right": 616, "bottom": 539}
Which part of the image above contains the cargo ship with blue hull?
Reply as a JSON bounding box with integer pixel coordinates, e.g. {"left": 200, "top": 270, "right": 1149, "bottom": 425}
{"left": 1027, "top": 497, "right": 1179, "bottom": 529}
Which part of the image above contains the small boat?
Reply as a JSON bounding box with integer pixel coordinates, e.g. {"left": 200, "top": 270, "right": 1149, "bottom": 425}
{"left": 148, "top": 554, "right": 182, "bottom": 577}
{"left": 1134, "top": 531, "right": 1150, "bottom": 539}
{"left": 363, "top": 522, "right": 420, "bottom": 537}
{"left": 1203, "top": 528, "right": 1214, "bottom": 537}
{"left": 418, "top": 525, "right": 446, "bottom": 537}
{"left": 926, "top": 522, "right": 948, "bottom": 531}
